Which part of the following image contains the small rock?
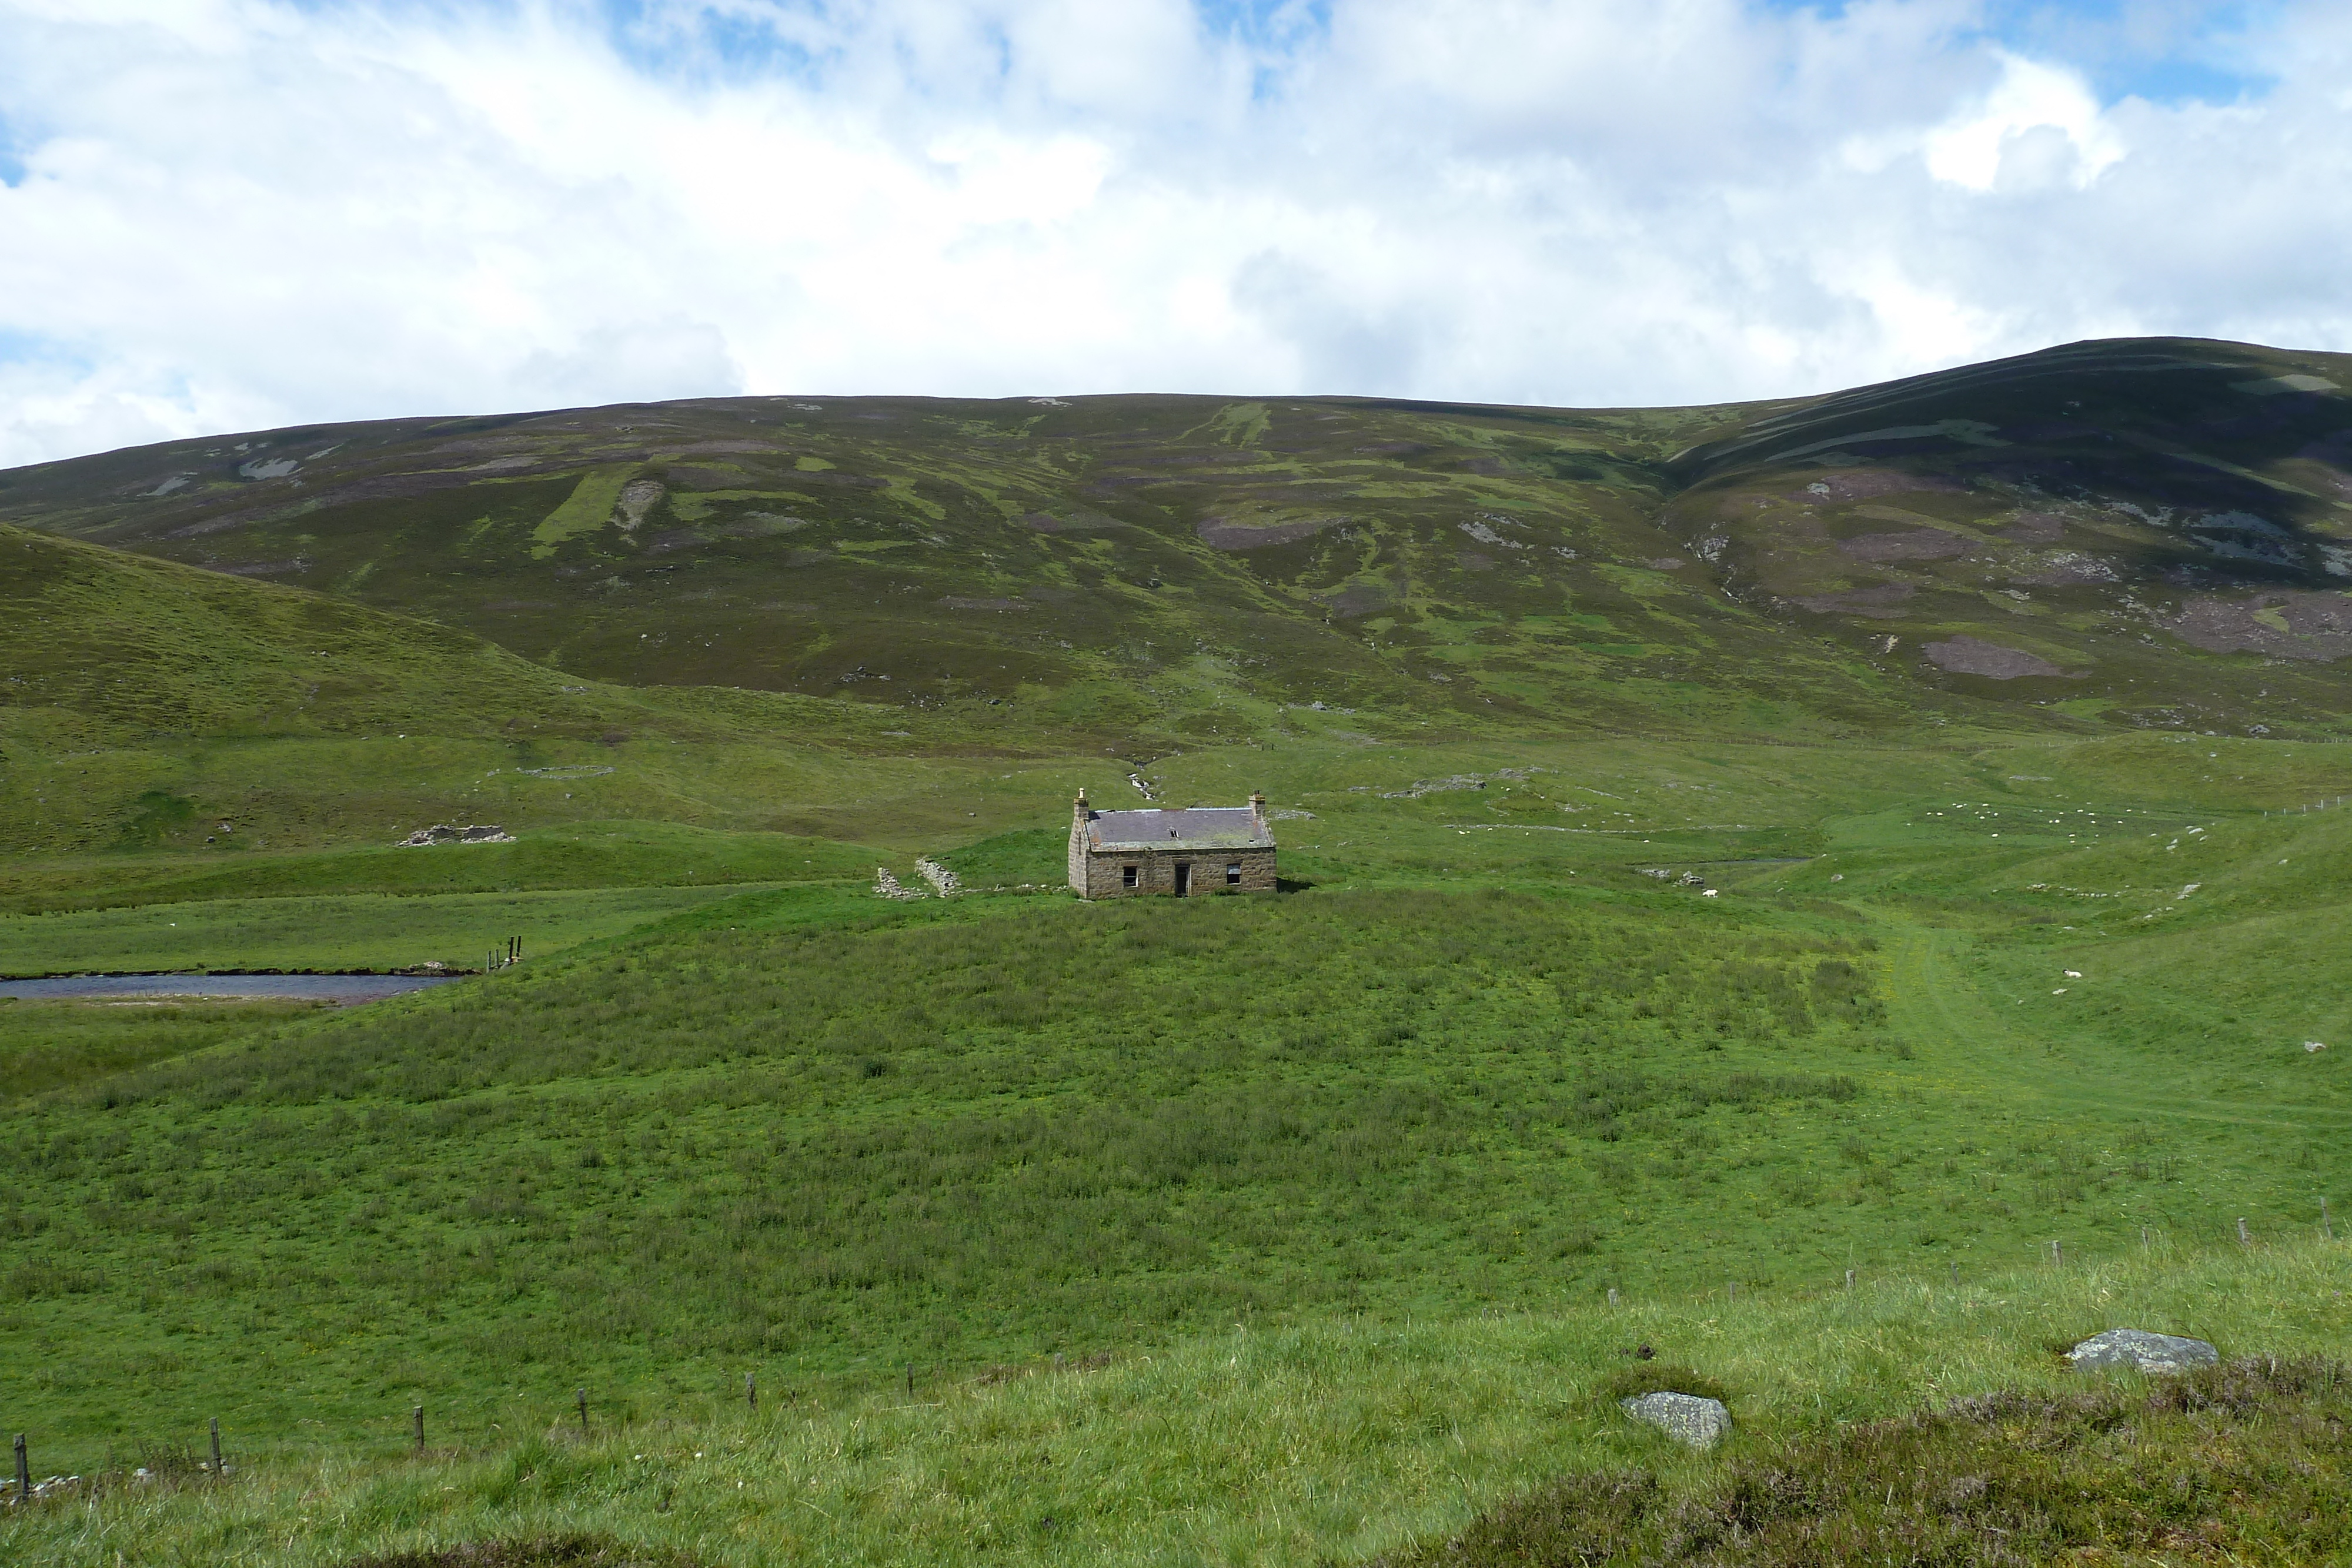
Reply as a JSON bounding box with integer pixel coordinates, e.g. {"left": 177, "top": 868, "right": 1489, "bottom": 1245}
{"left": 1620, "top": 1390, "right": 1731, "bottom": 1450}
{"left": 2066, "top": 1328, "right": 2218, "bottom": 1375}
{"left": 2307, "top": 1041, "right": 2327, "bottom": 1053}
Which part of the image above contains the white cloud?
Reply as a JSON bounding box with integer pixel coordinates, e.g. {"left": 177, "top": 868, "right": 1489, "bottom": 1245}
{"left": 1921, "top": 52, "right": 2124, "bottom": 190}
{"left": 0, "top": 0, "right": 2346, "bottom": 466}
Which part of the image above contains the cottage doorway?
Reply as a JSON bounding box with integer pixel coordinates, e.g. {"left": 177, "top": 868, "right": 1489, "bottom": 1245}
{"left": 1173, "top": 863, "right": 1192, "bottom": 897}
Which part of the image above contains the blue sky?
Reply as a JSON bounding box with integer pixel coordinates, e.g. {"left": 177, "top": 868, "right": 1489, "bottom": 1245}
{"left": 1929, "top": 0, "right": 2278, "bottom": 103}
{"left": 0, "top": 0, "right": 2345, "bottom": 464}
{"left": 569, "top": 0, "right": 2281, "bottom": 105}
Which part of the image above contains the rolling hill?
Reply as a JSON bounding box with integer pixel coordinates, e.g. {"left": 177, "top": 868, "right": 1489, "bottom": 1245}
{"left": 8, "top": 340, "right": 2352, "bottom": 1566}
{"left": 7, "top": 336, "right": 2350, "bottom": 748}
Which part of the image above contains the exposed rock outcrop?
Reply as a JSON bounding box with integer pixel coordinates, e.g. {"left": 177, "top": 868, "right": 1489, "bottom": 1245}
{"left": 1923, "top": 635, "right": 2071, "bottom": 680}
{"left": 396, "top": 824, "right": 514, "bottom": 847}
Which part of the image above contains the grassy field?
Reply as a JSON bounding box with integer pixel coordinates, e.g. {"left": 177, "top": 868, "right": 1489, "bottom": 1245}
{"left": 0, "top": 999, "right": 333, "bottom": 1105}
{"left": 1, "top": 720, "right": 2348, "bottom": 1565}
{"left": 0, "top": 884, "right": 802, "bottom": 977}
{"left": 8, "top": 347, "right": 2352, "bottom": 1562}
{"left": 2, "top": 1238, "right": 2344, "bottom": 1566}
{"left": 7, "top": 771, "right": 2352, "bottom": 1465}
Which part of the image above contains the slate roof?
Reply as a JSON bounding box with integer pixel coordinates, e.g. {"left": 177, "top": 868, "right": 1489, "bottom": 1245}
{"left": 1087, "top": 805, "right": 1274, "bottom": 851}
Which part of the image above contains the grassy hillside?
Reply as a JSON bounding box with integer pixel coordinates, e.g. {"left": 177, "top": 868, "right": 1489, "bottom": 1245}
{"left": 8, "top": 767, "right": 2351, "bottom": 1473}
{"left": 2, "top": 1238, "right": 2345, "bottom": 1566}
{"left": 9, "top": 337, "right": 2352, "bottom": 870}
{"left": 0, "top": 521, "right": 1111, "bottom": 861}
{"left": 9, "top": 339, "right": 2351, "bottom": 747}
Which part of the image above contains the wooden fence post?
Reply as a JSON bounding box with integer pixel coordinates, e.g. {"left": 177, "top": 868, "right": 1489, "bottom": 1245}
{"left": 1844, "top": 1269, "right": 1854, "bottom": 1292}
{"left": 14, "top": 1432, "right": 27, "bottom": 1504}
{"left": 577, "top": 1388, "right": 589, "bottom": 1432}
{"left": 746, "top": 1373, "right": 757, "bottom": 1411}
{"left": 2050, "top": 1239, "right": 2062, "bottom": 1268}
{"left": 1606, "top": 1288, "right": 1619, "bottom": 1308}
{"left": 2238, "top": 1216, "right": 2251, "bottom": 1247}
{"left": 413, "top": 1406, "right": 425, "bottom": 1452}
{"left": 210, "top": 1416, "right": 223, "bottom": 1477}
{"left": 2324, "top": 1198, "right": 2334, "bottom": 1242}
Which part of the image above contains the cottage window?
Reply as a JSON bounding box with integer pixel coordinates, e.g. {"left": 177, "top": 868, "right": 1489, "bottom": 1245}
{"left": 1226, "top": 862, "right": 1242, "bottom": 885}
{"left": 1122, "top": 864, "right": 1140, "bottom": 888}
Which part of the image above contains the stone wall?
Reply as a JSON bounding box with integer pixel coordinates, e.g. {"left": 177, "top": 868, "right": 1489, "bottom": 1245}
{"left": 1078, "top": 845, "right": 1275, "bottom": 900}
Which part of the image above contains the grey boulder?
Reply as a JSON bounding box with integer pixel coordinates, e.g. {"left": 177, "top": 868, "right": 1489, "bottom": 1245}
{"left": 2066, "top": 1328, "right": 2217, "bottom": 1375}
{"left": 1620, "top": 1391, "right": 1732, "bottom": 1450}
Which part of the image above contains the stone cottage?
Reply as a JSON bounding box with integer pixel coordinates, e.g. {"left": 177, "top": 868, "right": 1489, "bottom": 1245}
{"left": 1068, "top": 790, "right": 1277, "bottom": 899}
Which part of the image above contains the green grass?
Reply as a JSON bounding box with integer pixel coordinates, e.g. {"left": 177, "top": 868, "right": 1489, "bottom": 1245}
{"left": 9, "top": 351, "right": 2352, "bottom": 1563}
{"left": 934, "top": 828, "right": 1068, "bottom": 888}
{"left": 1397, "top": 1353, "right": 2352, "bottom": 1566}
{"left": 3, "top": 885, "right": 1897, "bottom": 1456}
{"left": 0, "top": 825, "right": 886, "bottom": 917}
{"left": 0, "top": 884, "right": 783, "bottom": 977}
{"left": 0, "top": 997, "right": 332, "bottom": 1104}
{"left": 7, "top": 850, "right": 2350, "bottom": 1480}
{"left": 4, "top": 1238, "right": 2346, "bottom": 1566}
{"left": 532, "top": 467, "right": 636, "bottom": 559}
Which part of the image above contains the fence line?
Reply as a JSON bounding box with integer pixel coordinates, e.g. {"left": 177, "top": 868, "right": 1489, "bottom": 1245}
{"left": 4, "top": 1211, "right": 2344, "bottom": 1506}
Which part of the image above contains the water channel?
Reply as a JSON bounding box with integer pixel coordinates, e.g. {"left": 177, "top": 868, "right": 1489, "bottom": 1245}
{"left": 0, "top": 974, "right": 459, "bottom": 1003}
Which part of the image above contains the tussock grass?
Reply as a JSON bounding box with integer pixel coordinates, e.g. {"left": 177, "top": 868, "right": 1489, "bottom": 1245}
{"left": 4, "top": 887, "right": 1909, "bottom": 1455}
{"left": 1395, "top": 1356, "right": 2352, "bottom": 1566}
{"left": 0, "top": 884, "right": 780, "bottom": 978}
{"left": 5, "top": 1239, "right": 2345, "bottom": 1566}
{"left": 0, "top": 998, "right": 329, "bottom": 1104}
{"left": 8, "top": 875, "right": 2346, "bottom": 1468}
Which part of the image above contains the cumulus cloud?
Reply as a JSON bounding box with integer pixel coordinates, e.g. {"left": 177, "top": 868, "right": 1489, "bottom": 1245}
{"left": 0, "top": 0, "right": 2345, "bottom": 465}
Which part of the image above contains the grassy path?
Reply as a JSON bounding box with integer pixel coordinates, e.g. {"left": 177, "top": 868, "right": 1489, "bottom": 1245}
{"left": 1881, "top": 915, "right": 2352, "bottom": 1132}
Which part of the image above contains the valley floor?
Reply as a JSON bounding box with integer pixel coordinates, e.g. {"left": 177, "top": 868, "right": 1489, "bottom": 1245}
{"left": 5, "top": 727, "right": 2351, "bottom": 1564}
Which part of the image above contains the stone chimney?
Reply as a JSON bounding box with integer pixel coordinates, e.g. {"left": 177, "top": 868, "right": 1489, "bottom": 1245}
{"left": 1250, "top": 790, "right": 1267, "bottom": 827}
{"left": 1068, "top": 788, "right": 1097, "bottom": 898}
